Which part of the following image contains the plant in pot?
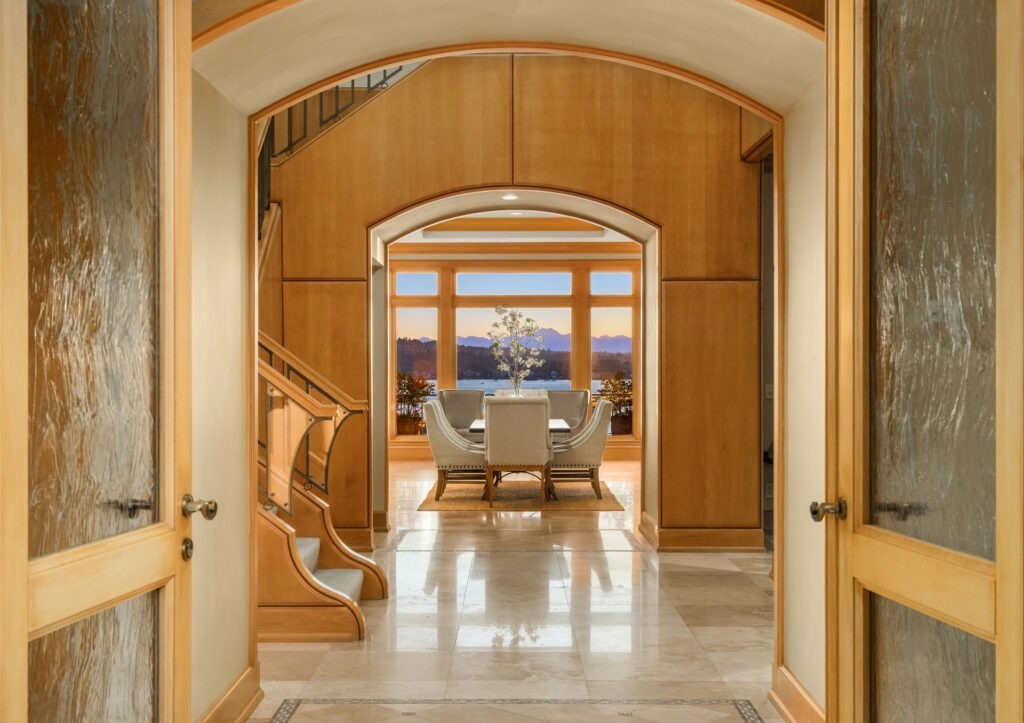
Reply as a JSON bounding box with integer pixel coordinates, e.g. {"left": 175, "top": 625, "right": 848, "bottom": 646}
{"left": 487, "top": 305, "right": 545, "bottom": 395}
{"left": 395, "top": 371, "right": 435, "bottom": 435}
{"left": 600, "top": 371, "right": 633, "bottom": 435}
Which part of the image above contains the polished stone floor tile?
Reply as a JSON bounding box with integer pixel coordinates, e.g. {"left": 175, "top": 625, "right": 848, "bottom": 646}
{"left": 254, "top": 461, "right": 777, "bottom": 722}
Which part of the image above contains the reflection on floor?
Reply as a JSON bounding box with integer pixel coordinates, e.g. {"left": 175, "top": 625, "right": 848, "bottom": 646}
{"left": 250, "top": 461, "right": 780, "bottom": 722}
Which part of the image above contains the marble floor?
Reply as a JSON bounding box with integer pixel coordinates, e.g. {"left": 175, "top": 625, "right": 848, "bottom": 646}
{"left": 250, "top": 461, "right": 780, "bottom": 722}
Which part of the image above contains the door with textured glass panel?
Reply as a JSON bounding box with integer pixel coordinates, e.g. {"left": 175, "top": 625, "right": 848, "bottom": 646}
{"left": 827, "top": 0, "right": 1024, "bottom": 720}
{"left": 0, "top": 0, "right": 194, "bottom": 720}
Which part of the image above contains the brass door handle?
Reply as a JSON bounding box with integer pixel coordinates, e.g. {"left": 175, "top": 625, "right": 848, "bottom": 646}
{"left": 810, "top": 498, "right": 847, "bottom": 522}
{"left": 182, "top": 493, "right": 218, "bottom": 521}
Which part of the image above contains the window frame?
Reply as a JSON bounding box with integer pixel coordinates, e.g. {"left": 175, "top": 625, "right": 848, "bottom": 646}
{"left": 388, "top": 257, "right": 641, "bottom": 444}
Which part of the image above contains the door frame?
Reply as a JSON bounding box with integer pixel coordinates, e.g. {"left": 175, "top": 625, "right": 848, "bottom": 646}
{"left": 826, "top": 0, "right": 1024, "bottom": 719}
{"left": 0, "top": 0, "right": 193, "bottom": 718}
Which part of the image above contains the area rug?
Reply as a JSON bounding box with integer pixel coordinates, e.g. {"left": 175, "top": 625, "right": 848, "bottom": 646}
{"left": 271, "top": 698, "right": 764, "bottom": 723}
{"left": 417, "top": 477, "right": 623, "bottom": 511}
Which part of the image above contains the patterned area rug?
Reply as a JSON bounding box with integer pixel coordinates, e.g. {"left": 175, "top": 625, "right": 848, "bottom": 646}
{"left": 271, "top": 698, "right": 764, "bottom": 722}
{"left": 417, "top": 477, "right": 623, "bottom": 512}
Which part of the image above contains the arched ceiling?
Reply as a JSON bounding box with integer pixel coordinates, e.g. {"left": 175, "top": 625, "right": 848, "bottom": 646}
{"left": 192, "top": 0, "right": 824, "bottom": 117}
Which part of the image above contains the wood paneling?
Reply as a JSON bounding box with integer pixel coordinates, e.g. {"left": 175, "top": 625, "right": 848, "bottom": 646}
{"left": 273, "top": 56, "right": 513, "bottom": 280}
{"left": 272, "top": 54, "right": 764, "bottom": 548}
{"left": 660, "top": 281, "right": 761, "bottom": 528}
{"left": 283, "top": 281, "right": 370, "bottom": 529}
{"left": 513, "top": 55, "right": 760, "bottom": 280}
{"left": 282, "top": 282, "right": 368, "bottom": 398}
{"left": 741, "top": 108, "right": 774, "bottom": 161}
{"left": 258, "top": 203, "right": 283, "bottom": 342}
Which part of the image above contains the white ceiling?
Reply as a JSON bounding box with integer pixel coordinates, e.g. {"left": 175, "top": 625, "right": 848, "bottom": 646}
{"left": 398, "top": 210, "right": 631, "bottom": 244}
{"left": 193, "top": 0, "right": 824, "bottom": 116}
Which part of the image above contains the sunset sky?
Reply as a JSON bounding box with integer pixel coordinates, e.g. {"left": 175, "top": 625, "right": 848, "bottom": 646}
{"left": 394, "top": 271, "right": 633, "bottom": 339}
{"left": 395, "top": 305, "right": 632, "bottom": 340}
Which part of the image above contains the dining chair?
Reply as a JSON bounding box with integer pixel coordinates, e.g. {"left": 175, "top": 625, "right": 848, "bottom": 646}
{"left": 551, "top": 399, "right": 614, "bottom": 498}
{"left": 424, "top": 400, "right": 486, "bottom": 500}
{"left": 483, "top": 396, "right": 553, "bottom": 506}
{"left": 547, "top": 389, "right": 591, "bottom": 437}
{"left": 436, "top": 389, "right": 485, "bottom": 441}
{"left": 494, "top": 389, "right": 548, "bottom": 397}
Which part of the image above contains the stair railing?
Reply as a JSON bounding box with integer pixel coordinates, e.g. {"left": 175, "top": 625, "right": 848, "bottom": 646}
{"left": 258, "top": 360, "right": 344, "bottom": 513}
{"left": 271, "top": 65, "right": 404, "bottom": 159}
{"left": 258, "top": 332, "right": 367, "bottom": 501}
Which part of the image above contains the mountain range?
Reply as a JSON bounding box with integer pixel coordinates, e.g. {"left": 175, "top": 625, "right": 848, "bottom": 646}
{"left": 416, "top": 327, "right": 631, "bottom": 353}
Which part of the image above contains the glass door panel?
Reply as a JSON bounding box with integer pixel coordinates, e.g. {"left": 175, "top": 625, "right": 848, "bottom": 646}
{"left": 871, "top": 594, "right": 994, "bottom": 721}
{"left": 27, "top": 0, "right": 161, "bottom": 558}
{"left": 29, "top": 591, "right": 159, "bottom": 721}
{"left": 869, "top": 0, "right": 996, "bottom": 560}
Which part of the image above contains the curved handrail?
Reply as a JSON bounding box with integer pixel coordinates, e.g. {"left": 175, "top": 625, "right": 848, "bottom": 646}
{"left": 258, "top": 360, "right": 343, "bottom": 511}
{"left": 257, "top": 335, "right": 367, "bottom": 499}
{"left": 259, "top": 331, "right": 367, "bottom": 412}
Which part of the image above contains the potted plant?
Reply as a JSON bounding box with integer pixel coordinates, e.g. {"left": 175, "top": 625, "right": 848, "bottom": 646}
{"left": 487, "top": 305, "right": 545, "bottom": 395}
{"left": 600, "top": 371, "right": 633, "bottom": 435}
{"left": 395, "top": 371, "right": 435, "bottom": 435}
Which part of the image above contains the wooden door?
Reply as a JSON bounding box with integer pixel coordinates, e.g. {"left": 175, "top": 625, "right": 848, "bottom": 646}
{"left": 0, "top": 0, "right": 194, "bottom": 719}
{"left": 827, "top": 0, "right": 1023, "bottom": 720}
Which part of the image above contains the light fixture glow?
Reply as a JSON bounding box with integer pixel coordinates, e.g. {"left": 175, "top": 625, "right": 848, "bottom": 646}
{"left": 502, "top": 192, "right": 519, "bottom": 200}
{"left": 510, "top": 211, "right": 524, "bottom": 216}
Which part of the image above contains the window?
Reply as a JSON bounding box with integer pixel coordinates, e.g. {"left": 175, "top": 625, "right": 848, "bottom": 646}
{"left": 390, "top": 261, "right": 640, "bottom": 442}
{"left": 592, "top": 308, "right": 633, "bottom": 436}
{"left": 456, "top": 308, "right": 571, "bottom": 392}
{"left": 591, "top": 271, "right": 632, "bottom": 295}
{"left": 395, "top": 272, "right": 438, "bottom": 296}
{"left": 456, "top": 272, "right": 571, "bottom": 296}
{"left": 394, "top": 308, "right": 436, "bottom": 435}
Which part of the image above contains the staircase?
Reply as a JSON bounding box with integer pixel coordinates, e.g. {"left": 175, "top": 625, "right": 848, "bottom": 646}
{"left": 255, "top": 334, "right": 387, "bottom": 642}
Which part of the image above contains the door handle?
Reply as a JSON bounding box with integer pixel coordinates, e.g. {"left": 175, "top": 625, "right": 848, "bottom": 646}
{"left": 810, "top": 498, "right": 847, "bottom": 522}
{"left": 182, "top": 493, "right": 218, "bottom": 521}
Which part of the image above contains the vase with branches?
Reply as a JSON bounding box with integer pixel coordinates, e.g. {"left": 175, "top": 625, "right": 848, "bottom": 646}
{"left": 395, "top": 371, "right": 435, "bottom": 434}
{"left": 487, "top": 305, "right": 546, "bottom": 396}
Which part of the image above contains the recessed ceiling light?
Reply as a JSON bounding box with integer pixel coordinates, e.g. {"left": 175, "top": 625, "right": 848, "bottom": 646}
{"left": 502, "top": 192, "right": 519, "bottom": 201}
{"left": 510, "top": 211, "right": 524, "bottom": 216}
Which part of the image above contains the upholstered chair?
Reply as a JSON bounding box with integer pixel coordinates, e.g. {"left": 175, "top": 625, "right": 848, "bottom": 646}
{"left": 547, "top": 389, "right": 591, "bottom": 438}
{"left": 551, "top": 399, "right": 614, "bottom": 498}
{"left": 436, "top": 389, "right": 485, "bottom": 441}
{"left": 494, "top": 389, "right": 548, "bottom": 397}
{"left": 424, "top": 400, "right": 485, "bottom": 500}
{"left": 483, "top": 396, "right": 553, "bottom": 506}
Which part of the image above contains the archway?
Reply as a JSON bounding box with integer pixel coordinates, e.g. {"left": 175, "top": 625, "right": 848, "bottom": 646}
{"left": 368, "top": 187, "right": 661, "bottom": 527}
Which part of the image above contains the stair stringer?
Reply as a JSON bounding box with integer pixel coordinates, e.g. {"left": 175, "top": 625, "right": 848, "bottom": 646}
{"left": 256, "top": 507, "right": 366, "bottom": 642}
{"left": 289, "top": 483, "right": 389, "bottom": 600}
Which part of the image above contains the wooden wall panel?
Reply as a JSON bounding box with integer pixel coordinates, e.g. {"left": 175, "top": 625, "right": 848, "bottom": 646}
{"left": 660, "top": 281, "right": 761, "bottom": 528}
{"left": 282, "top": 281, "right": 369, "bottom": 529}
{"left": 258, "top": 210, "right": 283, "bottom": 342}
{"left": 282, "top": 281, "right": 368, "bottom": 398}
{"left": 273, "top": 56, "right": 514, "bottom": 280}
{"left": 513, "top": 55, "right": 760, "bottom": 280}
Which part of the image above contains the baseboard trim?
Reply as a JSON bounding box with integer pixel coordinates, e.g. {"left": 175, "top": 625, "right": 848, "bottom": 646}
{"left": 769, "top": 664, "right": 825, "bottom": 723}
{"left": 197, "top": 664, "right": 263, "bottom": 723}
{"left": 639, "top": 511, "right": 659, "bottom": 548}
{"left": 334, "top": 526, "right": 373, "bottom": 551}
{"left": 655, "top": 526, "right": 765, "bottom": 551}
{"left": 388, "top": 444, "right": 433, "bottom": 461}
{"left": 372, "top": 510, "right": 390, "bottom": 532}
{"left": 601, "top": 445, "right": 642, "bottom": 461}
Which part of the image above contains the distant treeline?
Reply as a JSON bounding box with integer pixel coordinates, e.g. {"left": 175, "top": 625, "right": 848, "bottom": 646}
{"left": 397, "top": 338, "right": 631, "bottom": 380}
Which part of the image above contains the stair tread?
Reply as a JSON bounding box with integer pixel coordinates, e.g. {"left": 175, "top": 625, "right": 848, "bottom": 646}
{"left": 314, "top": 568, "right": 364, "bottom": 601}
{"left": 295, "top": 537, "right": 320, "bottom": 572}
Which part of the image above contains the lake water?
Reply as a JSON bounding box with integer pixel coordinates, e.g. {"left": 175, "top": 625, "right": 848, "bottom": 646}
{"left": 431, "top": 379, "right": 611, "bottom": 394}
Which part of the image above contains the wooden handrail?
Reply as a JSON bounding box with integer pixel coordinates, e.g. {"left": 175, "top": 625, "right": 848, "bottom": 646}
{"left": 258, "top": 331, "right": 368, "bottom": 412}
{"left": 258, "top": 359, "right": 343, "bottom": 420}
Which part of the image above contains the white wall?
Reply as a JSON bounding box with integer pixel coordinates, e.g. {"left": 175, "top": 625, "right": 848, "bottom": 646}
{"left": 782, "top": 75, "right": 827, "bottom": 708}
{"left": 190, "top": 71, "right": 251, "bottom": 720}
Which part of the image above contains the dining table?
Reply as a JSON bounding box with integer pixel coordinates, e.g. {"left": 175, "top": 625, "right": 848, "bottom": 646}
{"left": 468, "top": 417, "right": 571, "bottom": 435}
